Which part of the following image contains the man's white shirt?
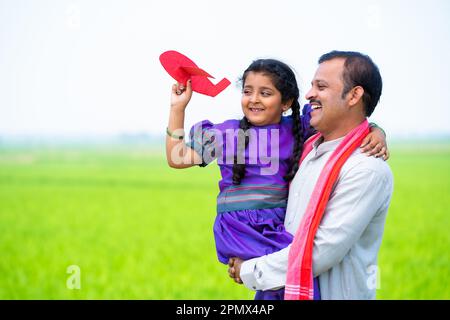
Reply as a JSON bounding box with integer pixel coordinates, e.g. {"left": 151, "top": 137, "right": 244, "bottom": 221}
{"left": 240, "top": 136, "right": 393, "bottom": 299}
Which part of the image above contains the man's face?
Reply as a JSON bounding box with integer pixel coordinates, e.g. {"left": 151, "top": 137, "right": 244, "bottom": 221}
{"left": 305, "top": 58, "right": 349, "bottom": 136}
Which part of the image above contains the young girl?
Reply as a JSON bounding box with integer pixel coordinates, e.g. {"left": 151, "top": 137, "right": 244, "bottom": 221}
{"left": 166, "top": 59, "right": 388, "bottom": 300}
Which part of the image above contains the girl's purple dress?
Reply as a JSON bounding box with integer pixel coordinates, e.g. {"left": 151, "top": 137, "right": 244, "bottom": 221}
{"left": 186, "top": 106, "right": 319, "bottom": 300}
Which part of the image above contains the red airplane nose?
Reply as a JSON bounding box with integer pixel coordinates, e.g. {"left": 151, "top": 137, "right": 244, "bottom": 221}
{"left": 159, "top": 50, "right": 230, "bottom": 97}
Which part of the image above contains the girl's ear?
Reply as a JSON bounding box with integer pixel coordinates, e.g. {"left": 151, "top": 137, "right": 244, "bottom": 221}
{"left": 282, "top": 98, "right": 294, "bottom": 112}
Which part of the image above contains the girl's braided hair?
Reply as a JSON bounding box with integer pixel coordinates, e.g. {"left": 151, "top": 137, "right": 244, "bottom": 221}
{"left": 232, "top": 59, "right": 304, "bottom": 185}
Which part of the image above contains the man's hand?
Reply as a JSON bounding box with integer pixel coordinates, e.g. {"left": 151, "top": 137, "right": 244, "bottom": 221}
{"left": 228, "top": 257, "right": 244, "bottom": 284}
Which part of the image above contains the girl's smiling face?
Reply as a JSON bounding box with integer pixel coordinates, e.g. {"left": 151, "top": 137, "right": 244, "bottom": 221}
{"left": 241, "top": 71, "right": 290, "bottom": 126}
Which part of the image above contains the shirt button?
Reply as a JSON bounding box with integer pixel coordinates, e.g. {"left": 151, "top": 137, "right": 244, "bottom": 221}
{"left": 252, "top": 286, "right": 257, "bottom": 290}
{"left": 258, "top": 271, "right": 263, "bottom": 278}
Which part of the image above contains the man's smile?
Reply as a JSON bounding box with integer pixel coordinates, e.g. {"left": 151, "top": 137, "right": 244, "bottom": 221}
{"left": 310, "top": 101, "right": 322, "bottom": 110}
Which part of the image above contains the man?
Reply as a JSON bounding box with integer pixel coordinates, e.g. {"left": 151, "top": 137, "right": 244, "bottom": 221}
{"left": 228, "top": 51, "right": 394, "bottom": 300}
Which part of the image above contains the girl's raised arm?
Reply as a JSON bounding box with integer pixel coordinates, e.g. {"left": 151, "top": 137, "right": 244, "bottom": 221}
{"left": 166, "top": 80, "right": 202, "bottom": 168}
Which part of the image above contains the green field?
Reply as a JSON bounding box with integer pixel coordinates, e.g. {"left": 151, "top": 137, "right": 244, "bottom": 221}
{"left": 0, "top": 142, "right": 449, "bottom": 299}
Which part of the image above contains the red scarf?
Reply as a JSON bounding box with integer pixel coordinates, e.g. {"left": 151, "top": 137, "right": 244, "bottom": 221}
{"left": 284, "top": 120, "right": 370, "bottom": 300}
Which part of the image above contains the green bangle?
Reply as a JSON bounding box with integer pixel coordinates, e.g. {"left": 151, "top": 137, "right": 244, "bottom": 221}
{"left": 166, "top": 127, "right": 184, "bottom": 140}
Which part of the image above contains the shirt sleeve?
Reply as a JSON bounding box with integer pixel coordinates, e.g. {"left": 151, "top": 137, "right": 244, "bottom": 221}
{"left": 185, "top": 120, "right": 222, "bottom": 167}
{"left": 240, "top": 246, "right": 291, "bottom": 291}
{"left": 240, "top": 163, "right": 393, "bottom": 290}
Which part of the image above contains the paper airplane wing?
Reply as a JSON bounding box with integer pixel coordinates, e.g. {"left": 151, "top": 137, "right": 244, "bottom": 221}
{"left": 159, "top": 50, "right": 230, "bottom": 97}
{"left": 180, "top": 66, "right": 213, "bottom": 78}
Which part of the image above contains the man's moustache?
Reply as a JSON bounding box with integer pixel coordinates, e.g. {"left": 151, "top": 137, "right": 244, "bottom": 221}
{"left": 309, "top": 100, "right": 322, "bottom": 106}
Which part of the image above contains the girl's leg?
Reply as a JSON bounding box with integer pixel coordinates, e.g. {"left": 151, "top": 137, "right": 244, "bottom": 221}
{"left": 254, "top": 278, "right": 320, "bottom": 300}
{"left": 254, "top": 288, "right": 285, "bottom": 300}
{"left": 313, "top": 277, "right": 321, "bottom": 300}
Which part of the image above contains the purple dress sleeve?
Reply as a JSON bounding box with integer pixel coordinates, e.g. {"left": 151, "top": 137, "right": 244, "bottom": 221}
{"left": 301, "top": 103, "right": 316, "bottom": 141}
{"left": 186, "top": 120, "right": 223, "bottom": 167}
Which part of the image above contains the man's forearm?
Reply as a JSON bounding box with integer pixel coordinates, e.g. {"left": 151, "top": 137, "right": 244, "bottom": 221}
{"left": 240, "top": 245, "right": 291, "bottom": 291}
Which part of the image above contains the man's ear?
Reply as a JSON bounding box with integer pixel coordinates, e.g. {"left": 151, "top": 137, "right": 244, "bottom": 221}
{"left": 282, "top": 98, "right": 294, "bottom": 112}
{"left": 348, "top": 86, "right": 364, "bottom": 107}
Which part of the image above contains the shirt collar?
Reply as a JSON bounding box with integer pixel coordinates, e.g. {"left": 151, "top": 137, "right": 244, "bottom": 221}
{"left": 312, "top": 136, "right": 345, "bottom": 157}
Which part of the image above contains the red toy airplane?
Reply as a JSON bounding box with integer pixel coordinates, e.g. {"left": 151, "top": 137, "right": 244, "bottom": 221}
{"left": 159, "top": 50, "right": 231, "bottom": 97}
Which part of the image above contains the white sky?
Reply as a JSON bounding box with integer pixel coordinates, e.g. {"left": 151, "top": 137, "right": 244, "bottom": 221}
{"left": 1, "top": 0, "right": 449, "bottom": 139}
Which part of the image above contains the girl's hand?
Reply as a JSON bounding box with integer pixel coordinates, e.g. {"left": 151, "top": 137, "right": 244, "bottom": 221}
{"left": 170, "top": 80, "right": 193, "bottom": 110}
{"left": 360, "top": 127, "right": 390, "bottom": 160}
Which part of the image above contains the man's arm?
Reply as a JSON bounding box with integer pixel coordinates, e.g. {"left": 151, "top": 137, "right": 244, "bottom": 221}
{"left": 237, "top": 162, "right": 392, "bottom": 291}
{"left": 238, "top": 246, "right": 291, "bottom": 291}
{"left": 311, "top": 166, "right": 393, "bottom": 276}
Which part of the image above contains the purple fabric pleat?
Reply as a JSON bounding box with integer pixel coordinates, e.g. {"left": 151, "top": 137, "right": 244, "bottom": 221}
{"left": 213, "top": 208, "right": 293, "bottom": 264}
